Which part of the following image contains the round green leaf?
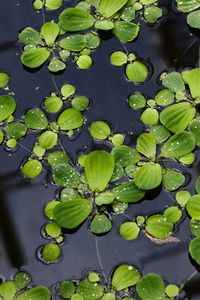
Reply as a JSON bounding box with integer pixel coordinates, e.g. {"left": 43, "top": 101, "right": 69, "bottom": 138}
{"left": 160, "top": 102, "right": 196, "bottom": 133}
{"left": 162, "top": 72, "right": 185, "bottom": 92}
{"left": 98, "top": 0, "right": 129, "bottom": 18}
{"left": 141, "top": 108, "right": 159, "bottom": 125}
{"left": 45, "top": 222, "right": 61, "bottom": 238}
{"left": 13, "top": 272, "right": 31, "bottom": 290}
{"left": 47, "top": 151, "right": 69, "bottom": 167}
{"left": 21, "top": 48, "right": 50, "bottom": 68}
{"left": 22, "top": 159, "right": 42, "bottom": 179}
{"left": 38, "top": 131, "right": 58, "bottom": 150}
{"left": 144, "top": 6, "right": 162, "bottom": 23}
{"left": 42, "top": 243, "right": 61, "bottom": 263}
{"left": 17, "top": 286, "right": 51, "bottom": 300}
{"left": 126, "top": 61, "right": 148, "bottom": 83}
{"left": 136, "top": 273, "right": 165, "bottom": 300}
{"left": 155, "top": 89, "right": 174, "bottom": 106}
{"left": 19, "top": 27, "right": 41, "bottom": 45}
{"left": 187, "top": 10, "right": 200, "bottom": 29}
{"left": 186, "top": 194, "right": 200, "bottom": 220}
{"left": 95, "top": 19, "right": 115, "bottom": 30}
{"left": 0, "top": 95, "right": 16, "bottom": 122}
{"left": 110, "top": 51, "right": 127, "bottom": 66}
{"left": 59, "top": 8, "right": 94, "bottom": 32}
{"left": 89, "top": 121, "right": 111, "bottom": 140}
{"left": 84, "top": 150, "right": 115, "bottom": 192}
{"left": 45, "top": 0, "right": 62, "bottom": 10}
{"left": 95, "top": 192, "right": 115, "bottom": 206}
{"left": 71, "top": 96, "right": 89, "bottom": 111}
{"left": 5, "top": 122, "right": 27, "bottom": 139}
{"left": 44, "top": 95, "right": 63, "bottom": 113}
{"left": 165, "top": 284, "right": 179, "bottom": 298}
{"left": 163, "top": 206, "right": 182, "bottom": 223}
{"left": 163, "top": 169, "right": 185, "bottom": 191}
{"left": 145, "top": 214, "right": 173, "bottom": 239}
{"left": 48, "top": 57, "right": 66, "bottom": 72}
{"left": 136, "top": 133, "right": 156, "bottom": 159}
{"left": 160, "top": 131, "right": 195, "bottom": 158}
{"left": 182, "top": 68, "right": 200, "bottom": 99}
{"left": 59, "top": 281, "right": 75, "bottom": 299}
{"left": 76, "top": 55, "right": 92, "bottom": 69}
{"left": 189, "top": 236, "right": 200, "bottom": 264}
{"left": 59, "top": 35, "right": 86, "bottom": 52}
{"left": 113, "top": 181, "right": 145, "bottom": 203}
{"left": 119, "top": 222, "right": 140, "bottom": 240}
{"left": 112, "top": 265, "right": 141, "bottom": 291}
{"left": 54, "top": 198, "right": 93, "bottom": 229}
{"left": 57, "top": 108, "right": 84, "bottom": 130}
{"left": 189, "top": 119, "right": 200, "bottom": 146}
{"left": 76, "top": 279, "right": 104, "bottom": 300}
{"left": 52, "top": 164, "right": 80, "bottom": 188}
{"left": 85, "top": 32, "right": 100, "bottom": 49}
{"left": 176, "top": 0, "right": 200, "bottom": 12}
{"left": 0, "top": 282, "right": 16, "bottom": 300}
{"left": 25, "top": 108, "right": 48, "bottom": 130}
{"left": 0, "top": 72, "right": 10, "bottom": 88}
{"left": 113, "top": 21, "right": 139, "bottom": 42}
{"left": 90, "top": 214, "right": 112, "bottom": 234}
{"left": 41, "top": 22, "right": 59, "bottom": 46}
{"left": 135, "top": 163, "right": 162, "bottom": 190}
{"left": 149, "top": 124, "right": 170, "bottom": 143}
{"left": 112, "top": 145, "right": 140, "bottom": 167}
{"left": 128, "top": 93, "right": 146, "bottom": 109}
{"left": 190, "top": 219, "right": 200, "bottom": 237}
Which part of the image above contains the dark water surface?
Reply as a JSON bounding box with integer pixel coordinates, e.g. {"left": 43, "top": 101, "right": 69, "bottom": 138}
{"left": 0, "top": 0, "right": 200, "bottom": 299}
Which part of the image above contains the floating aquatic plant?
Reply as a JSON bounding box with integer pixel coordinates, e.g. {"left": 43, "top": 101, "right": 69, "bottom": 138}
{"left": 176, "top": 0, "right": 200, "bottom": 29}
{"left": 33, "top": 0, "right": 62, "bottom": 11}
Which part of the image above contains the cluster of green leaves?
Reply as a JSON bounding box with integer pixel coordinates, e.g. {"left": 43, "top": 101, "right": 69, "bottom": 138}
{"left": 176, "top": 0, "right": 200, "bottom": 29}
{"left": 57, "top": 264, "right": 179, "bottom": 300}
{"left": 120, "top": 205, "right": 182, "bottom": 241}
{"left": 110, "top": 51, "right": 149, "bottom": 84}
{"left": 0, "top": 271, "right": 51, "bottom": 300}
{"left": 33, "top": 0, "right": 62, "bottom": 11}
{"left": 19, "top": 22, "right": 99, "bottom": 72}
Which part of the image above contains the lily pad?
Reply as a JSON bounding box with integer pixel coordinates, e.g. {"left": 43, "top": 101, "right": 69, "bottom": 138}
{"left": 54, "top": 198, "right": 93, "bottom": 229}
{"left": 112, "top": 264, "right": 141, "bottom": 291}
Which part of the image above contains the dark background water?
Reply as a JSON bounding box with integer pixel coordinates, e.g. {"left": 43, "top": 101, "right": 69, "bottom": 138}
{"left": 0, "top": 0, "right": 200, "bottom": 298}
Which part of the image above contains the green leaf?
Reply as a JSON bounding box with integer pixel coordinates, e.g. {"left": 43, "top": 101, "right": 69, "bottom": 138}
{"left": 54, "top": 198, "right": 93, "bottom": 229}
{"left": 59, "top": 35, "right": 86, "bottom": 52}
{"left": 44, "top": 95, "right": 63, "bottom": 113}
{"left": 113, "top": 182, "right": 145, "bottom": 203}
{"left": 52, "top": 164, "right": 80, "bottom": 188}
{"left": 195, "top": 176, "right": 200, "bottom": 194}
{"left": 126, "top": 61, "right": 148, "bottom": 83}
{"left": 165, "top": 285, "right": 179, "bottom": 298}
{"left": 76, "top": 55, "right": 92, "bottom": 69}
{"left": 113, "top": 21, "right": 139, "bottom": 42}
{"left": 84, "top": 150, "right": 115, "bottom": 192}
{"left": 112, "top": 145, "right": 140, "bottom": 167}
{"left": 90, "top": 214, "right": 112, "bottom": 234}
{"left": 45, "top": 0, "right": 62, "bottom": 10}
{"left": 22, "top": 159, "right": 43, "bottom": 179}
{"left": 160, "top": 102, "right": 196, "bottom": 133}
{"left": 0, "top": 282, "right": 16, "bottom": 300}
{"left": 13, "top": 272, "right": 31, "bottom": 290}
{"left": 136, "top": 273, "right": 165, "bottom": 300}
{"left": 47, "top": 151, "right": 69, "bottom": 167}
{"left": 101, "top": 293, "right": 115, "bottom": 300}
{"left": 57, "top": 108, "right": 84, "bottom": 130}
{"left": 110, "top": 51, "right": 128, "bottom": 66}
{"left": 59, "top": 281, "right": 75, "bottom": 299}
{"left": 58, "top": 8, "right": 94, "bottom": 32}
{"left": 41, "top": 22, "right": 59, "bottom": 46}
{"left": 48, "top": 57, "right": 66, "bottom": 72}
{"left": 5, "top": 122, "right": 27, "bottom": 139}
{"left": 21, "top": 48, "right": 50, "bottom": 68}
{"left": 190, "top": 219, "right": 200, "bottom": 236}
{"left": 0, "top": 72, "right": 10, "bottom": 88}
{"left": 76, "top": 279, "right": 104, "bottom": 300}
{"left": 160, "top": 132, "right": 195, "bottom": 158}
{"left": 95, "top": 20, "right": 114, "bottom": 30}
{"left": 141, "top": 108, "right": 159, "bottom": 125}
{"left": 187, "top": 10, "right": 200, "bottom": 28}
{"left": 42, "top": 243, "right": 61, "bottom": 262}
{"left": 112, "top": 265, "right": 141, "bottom": 291}
{"left": 182, "top": 68, "right": 200, "bottom": 99}
{"left": 19, "top": 27, "right": 41, "bottom": 45}
{"left": 85, "top": 32, "right": 100, "bottom": 49}
{"left": 17, "top": 286, "right": 51, "bottom": 300}
{"left": 155, "top": 89, "right": 174, "bottom": 106}
{"left": 61, "top": 84, "right": 76, "bottom": 99}
{"left": 145, "top": 214, "right": 174, "bottom": 239}
{"left": 136, "top": 133, "right": 156, "bottom": 159}
{"left": 186, "top": 195, "right": 200, "bottom": 220}
{"left": 110, "top": 163, "right": 124, "bottom": 182}
{"left": 163, "top": 206, "right": 182, "bottom": 223}
{"left": 163, "top": 169, "right": 185, "bottom": 191}
{"left": 98, "top": 0, "right": 128, "bottom": 18}
{"left": 175, "top": 190, "right": 190, "bottom": 208}
{"left": 189, "top": 237, "right": 200, "bottom": 264}
{"left": 95, "top": 192, "right": 115, "bottom": 205}
{"left": 179, "top": 152, "right": 195, "bottom": 165}
{"left": 189, "top": 119, "right": 200, "bottom": 146}
{"left": 25, "top": 108, "right": 48, "bottom": 130}
{"left": 89, "top": 121, "right": 111, "bottom": 140}
{"left": 0, "top": 95, "right": 16, "bottom": 122}
{"left": 135, "top": 163, "right": 162, "bottom": 190}
{"left": 149, "top": 124, "right": 170, "bottom": 143}
{"left": 128, "top": 93, "right": 146, "bottom": 109}
{"left": 71, "top": 96, "right": 89, "bottom": 111}
{"left": 162, "top": 72, "right": 185, "bottom": 92}
{"left": 119, "top": 222, "right": 140, "bottom": 240}
{"left": 38, "top": 131, "right": 58, "bottom": 150}
{"left": 144, "top": 6, "right": 162, "bottom": 23}
{"left": 121, "top": 6, "right": 136, "bottom": 21}
{"left": 176, "top": 0, "right": 200, "bottom": 12}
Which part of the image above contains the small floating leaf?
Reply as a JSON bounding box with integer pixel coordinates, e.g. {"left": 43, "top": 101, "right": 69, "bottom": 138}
{"left": 95, "top": 192, "right": 115, "bottom": 205}
{"left": 162, "top": 72, "right": 185, "bottom": 92}
{"left": 163, "top": 169, "right": 185, "bottom": 191}
{"left": 89, "top": 121, "right": 111, "bottom": 140}
{"left": 19, "top": 27, "right": 41, "bottom": 45}
{"left": 84, "top": 150, "right": 115, "bottom": 192}
{"left": 155, "top": 89, "right": 174, "bottom": 106}
{"left": 110, "top": 51, "right": 127, "bottom": 66}
{"left": 95, "top": 19, "right": 114, "bottom": 30}
{"left": 119, "top": 222, "right": 140, "bottom": 240}
{"left": 189, "top": 237, "right": 200, "bottom": 264}
{"left": 59, "top": 8, "right": 94, "bottom": 32}
{"left": 38, "top": 131, "right": 58, "bottom": 150}
{"left": 113, "top": 21, "right": 139, "bottom": 42}
{"left": 128, "top": 93, "right": 146, "bottom": 109}
{"left": 61, "top": 84, "right": 76, "bottom": 99}
{"left": 85, "top": 32, "right": 100, "bottom": 49}
{"left": 52, "top": 164, "right": 80, "bottom": 188}
{"left": 41, "top": 22, "right": 59, "bottom": 46}
{"left": 186, "top": 195, "right": 200, "bottom": 220}
{"left": 76, "top": 279, "right": 104, "bottom": 300}
{"left": 145, "top": 214, "right": 173, "bottom": 239}
{"left": 44, "top": 95, "right": 63, "bottom": 113}
{"left": 0, "top": 95, "right": 16, "bottom": 122}
{"left": 176, "top": 0, "right": 200, "bottom": 12}
{"left": 59, "top": 281, "right": 75, "bottom": 299}
{"left": 190, "top": 219, "right": 200, "bottom": 237}
{"left": 189, "top": 119, "right": 200, "bottom": 146}
{"left": 160, "top": 102, "right": 196, "bottom": 133}
{"left": 165, "top": 284, "right": 179, "bottom": 298}
{"left": 126, "top": 61, "right": 148, "bottom": 83}
{"left": 21, "top": 48, "right": 50, "bottom": 68}
{"left": 135, "top": 163, "right": 162, "bottom": 190}
{"left": 0, "top": 72, "right": 10, "bottom": 88}
{"left": 113, "top": 182, "right": 145, "bottom": 203}
{"left": 112, "top": 265, "right": 141, "bottom": 291}
{"left": 187, "top": 10, "right": 200, "bottom": 29}
{"left": 76, "top": 55, "right": 92, "bottom": 69}
{"left": 5, "top": 122, "right": 27, "bottom": 139}
{"left": 22, "top": 159, "right": 42, "bottom": 179}
{"left": 90, "top": 214, "right": 112, "bottom": 234}
{"left": 112, "top": 145, "right": 140, "bottom": 167}
{"left": 98, "top": 0, "right": 128, "bottom": 18}
{"left": 144, "top": 6, "right": 162, "bottom": 23}
{"left": 0, "top": 282, "right": 16, "bottom": 300}
{"left": 71, "top": 96, "right": 89, "bottom": 111}
{"left": 13, "top": 272, "right": 31, "bottom": 290}
{"left": 25, "top": 108, "right": 48, "bottom": 130}
{"left": 17, "top": 286, "right": 51, "bottom": 300}
{"left": 59, "top": 35, "right": 86, "bottom": 52}
{"left": 136, "top": 273, "right": 165, "bottom": 300}
{"left": 160, "top": 132, "right": 195, "bottom": 158}
{"left": 54, "top": 198, "right": 93, "bottom": 229}
{"left": 48, "top": 57, "right": 66, "bottom": 72}
{"left": 57, "top": 108, "right": 84, "bottom": 130}
{"left": 42, "top": 243, "right": 61, "bottom": 263}
{"left": 141, "top": 108, "right": 159, "bottom": 125}
{"left": 136, "top": 133, "right": 156, "bottom": 159}
{"left": 175, "top": 190, "right": 190, "bottom": 207}
{"left": 182, "top": 68, "right": 200, "bottom": 99}
{"left": 45, "top": 222, "right": 61, "bottom": 238}
{"left": 149, "top": 124, "right": 170, "bottom": 143}
{"left": 47, "top": 151, "right": 69, "bottom": 167}
{"left": 163, "top": 206, "right": 182, "bottom": 223}
{"left": 45, "top": 0, "right": 62, "bottom": 10}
